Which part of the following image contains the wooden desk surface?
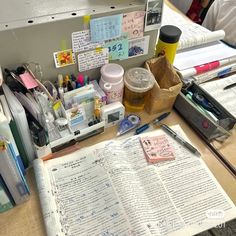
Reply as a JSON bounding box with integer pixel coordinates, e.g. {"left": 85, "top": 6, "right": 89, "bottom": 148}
{"left": 0, "top": 110, "right": 235, "bottom": 236}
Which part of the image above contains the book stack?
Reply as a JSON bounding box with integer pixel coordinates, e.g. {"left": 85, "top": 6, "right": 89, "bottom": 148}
{"left": 162, "top": 4, "right": 236, "bottom": 85}
{"left": 0, "top": 95, "right": 30, "bottom": 213}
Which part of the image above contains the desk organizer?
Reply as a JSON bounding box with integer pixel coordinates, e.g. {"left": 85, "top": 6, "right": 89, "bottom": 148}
{"left": 174, "top": 82, "right": 236, "bottom": 140}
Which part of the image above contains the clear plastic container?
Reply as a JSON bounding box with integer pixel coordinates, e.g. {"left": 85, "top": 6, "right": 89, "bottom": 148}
{"left": 123, "top": 68, "right": 155, "bottom": 112}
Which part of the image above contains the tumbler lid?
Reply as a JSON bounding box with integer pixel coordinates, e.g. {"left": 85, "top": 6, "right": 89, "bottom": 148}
{"left": 159, "top": 25, "right": 182, "bottom": 44}
{"left": 124, "top": 68, "right": 155, "bottom": 93}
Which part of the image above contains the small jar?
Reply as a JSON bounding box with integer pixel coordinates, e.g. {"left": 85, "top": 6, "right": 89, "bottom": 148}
{"left": 123, "top": 68, "right": 155, "bottom": 112}
{"left": 155, "top": 25, "right": 182, "bottom": 64}
{"left": 99, "top": 63, "right": 124, "bottom": 104}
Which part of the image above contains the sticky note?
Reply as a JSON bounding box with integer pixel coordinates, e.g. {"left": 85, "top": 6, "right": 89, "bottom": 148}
{"left": 90, "top": 14, "right": 123, "bottom": 42}
{"left": 105, "top": 34, "right": 129, "bottom": 60}
{"left": 140, "top": 135, "right": 175, "bottom": 163}
{"left": 19, "top": 72, "right": 38, "bottom": 89}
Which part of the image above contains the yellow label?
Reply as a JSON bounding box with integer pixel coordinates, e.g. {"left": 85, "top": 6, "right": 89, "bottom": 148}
{"left": 155, "top": 40, "right": 179, "bottom": 64}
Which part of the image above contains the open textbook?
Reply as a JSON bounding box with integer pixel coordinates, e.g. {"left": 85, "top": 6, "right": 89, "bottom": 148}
{"left": 200, "top": 74, "right": 236, "bottom": 118}
{"left": 162, "top": 4, "right": 225, "bottom": 51}
{"left": 34, "top": 125, "right": 236, "bottom": 236}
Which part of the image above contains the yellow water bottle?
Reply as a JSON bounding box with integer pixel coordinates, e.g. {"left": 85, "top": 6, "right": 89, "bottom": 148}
{"left": 155, "top": 25, "right": 182, "bottom": 64}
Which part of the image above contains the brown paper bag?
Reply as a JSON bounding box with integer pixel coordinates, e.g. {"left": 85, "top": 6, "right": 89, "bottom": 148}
{"left": 144, "top": 56, "right": 182, "bottom": 114}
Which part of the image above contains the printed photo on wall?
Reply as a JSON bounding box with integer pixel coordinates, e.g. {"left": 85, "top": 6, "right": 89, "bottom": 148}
{"left": 145, "top": 0, "right": 163, "bottom": 32}
{"left": 128, "top": 36, "right": 150, "bottom": 58}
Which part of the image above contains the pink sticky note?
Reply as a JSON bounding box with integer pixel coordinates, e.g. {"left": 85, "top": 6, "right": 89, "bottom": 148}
{"left": 140, "top": 135, "right": 175, "bottom": 164}
{"left": 19, "top": 72, "right": 38, "bottom": 89}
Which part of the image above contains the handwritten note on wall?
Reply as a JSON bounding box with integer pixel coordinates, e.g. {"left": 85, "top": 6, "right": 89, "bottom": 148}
{"left": 90, "top": 14, "right": 123, "bottom": 42}
{"left": 122, "top": 11, "right": 145, "bottom": 39}
{"left": 105, "top": 34, "right": 128, "bottom": 60}
{"left": 77, "top": 48, "right": 109, "bottom": 72}
{"left": 72, "top": 30, "right": 105, "bottom": 52}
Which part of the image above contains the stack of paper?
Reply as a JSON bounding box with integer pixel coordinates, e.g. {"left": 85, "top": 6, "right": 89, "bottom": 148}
{"left": 162, "top": 4, "right": 236, "bottom": 81}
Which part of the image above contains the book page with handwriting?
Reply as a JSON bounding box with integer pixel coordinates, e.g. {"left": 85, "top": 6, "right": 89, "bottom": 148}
{"left": 200, "top": 74, "right": 236, "bottom": 117}
{"left": 162, "top": 4, "right": 225, "bottom": 51}
{"left": 34, "top": 125, "right": 236, "bottom": 236}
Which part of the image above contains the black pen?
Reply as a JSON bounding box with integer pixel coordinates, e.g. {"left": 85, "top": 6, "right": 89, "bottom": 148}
{"left": 161, "top": 124, "right": 201, "bottom": 157}
{"left": 135, "top": 112, "right": 171, "bottom": 135}
{"left": 223, "top": 82, "right": 236, "bottom": 90}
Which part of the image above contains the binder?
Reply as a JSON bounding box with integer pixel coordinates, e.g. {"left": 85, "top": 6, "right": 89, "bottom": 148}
{"left": 0, "top": 95, "right": 28, "bottom": 168}
{"left": 2, "top": 84, "right": 35, "bottom": 163}
{"left": 0, "top": 140, "right": 29, "bottom": 205}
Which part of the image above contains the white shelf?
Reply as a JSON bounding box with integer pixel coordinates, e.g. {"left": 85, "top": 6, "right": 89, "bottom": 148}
{"left": 0, "top": 0, "right": 145, "bottom": 31}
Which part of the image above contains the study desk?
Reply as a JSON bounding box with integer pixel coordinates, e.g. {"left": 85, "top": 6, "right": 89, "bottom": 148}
{"left": 0, "top": 110, "right": 235, "bottom": 236}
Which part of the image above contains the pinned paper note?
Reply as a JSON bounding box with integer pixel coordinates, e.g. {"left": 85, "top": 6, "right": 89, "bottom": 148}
{"left": 72, "top": 30, "right": 105, "bottom": 52}
{"left": 128, "top": 36, "right": 150, "bottom": 58}
{"left": 90, "top": 14, "right": 123, "bottom": 42}
{"left": 105, "top": 34, "right": 128, "bottom": 60}
{"left": 122, "top": 11, "right": 145, "bottom": 39}
{"left": 53, "top": 49, "right": 76, "bottom": 68}
{"left": 140, "top": 135, "right": 175, "bottom": 163}
{"left": 77, "top": 48, "right": 109, "bottom": 72}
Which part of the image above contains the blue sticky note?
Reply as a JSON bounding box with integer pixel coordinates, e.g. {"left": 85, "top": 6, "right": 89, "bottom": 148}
{"left": 90, "top": 14, "right": 123, "bottom": 42}
{"left": 105, "top": 34, "right": 129, "bottom": 60}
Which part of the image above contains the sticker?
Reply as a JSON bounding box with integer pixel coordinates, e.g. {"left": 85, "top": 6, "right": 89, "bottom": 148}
{"left": 72, "top": 30, "right": 105, "bottom": 52}
{"left": 90, "top": 14, "right": 123, "bottom": 42}
{"left": 122, "top": 11, "right": 145, "bottom": 39}
{"left": 77, "top": 48, "right": 109, "bottom": 72}
{"left": 53, "top": 49, "right": 76, "bottom": 68}
{"left": 128, "top": 36, "right": 150, "bottom": 58}
{"left": 105, "top": 34, "right": 128, "bottom": 60}
{"left": 145, "top": 0, "right": 163, "bottom": 32}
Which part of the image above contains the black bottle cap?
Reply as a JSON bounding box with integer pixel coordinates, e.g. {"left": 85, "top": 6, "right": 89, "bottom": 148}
{"left": 159, "top": 25, "right": 182, "bottom": 44}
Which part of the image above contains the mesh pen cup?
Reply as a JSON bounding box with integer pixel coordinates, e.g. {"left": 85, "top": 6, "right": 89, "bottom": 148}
{"left": 156, "top": 25, "right": 182, "bottom": 64}
{"left": 123, "top": 68, "right": 155, "bottom": 112}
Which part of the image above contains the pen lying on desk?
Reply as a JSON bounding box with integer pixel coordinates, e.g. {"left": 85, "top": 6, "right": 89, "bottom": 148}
{"left": 135, "top": 112, "right": 171, "bottom": 135}
{"left": 161, "top": 124, "right": 201, "bottom": 157}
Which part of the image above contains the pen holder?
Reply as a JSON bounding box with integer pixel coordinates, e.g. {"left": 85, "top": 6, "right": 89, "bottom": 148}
{"left": 144, "top": 56, "right": 182, "bottom": 114}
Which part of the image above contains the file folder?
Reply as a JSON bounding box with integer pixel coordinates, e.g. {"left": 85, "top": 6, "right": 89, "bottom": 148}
{"left": 2, "top": 84, "right": 35, "bottom": 162}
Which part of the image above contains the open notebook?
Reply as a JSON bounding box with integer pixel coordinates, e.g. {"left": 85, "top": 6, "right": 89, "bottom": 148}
{"left": 200, "top": 74, "right": 236, "bottom": 118}
{"left": 34, "top": 125, "right": 236, "bottom": 236}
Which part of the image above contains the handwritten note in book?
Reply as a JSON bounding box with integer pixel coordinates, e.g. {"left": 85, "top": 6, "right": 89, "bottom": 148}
{"left": 122, "top": 11, "right": 145, "bottom": 39}
{"left": 90, "top": 14, "right": 123, "bottom": 42}
{"left": 72, "top": 30, "right": 105, "bottom": 52}
{"left": 77, "top": 48, "right": 109, "bottom": 72}
{"left": 105, "top": 34, "right": 128, "bottom": 60}
{"left": 140, "top": 135, "right": 175, "bottom": 163}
